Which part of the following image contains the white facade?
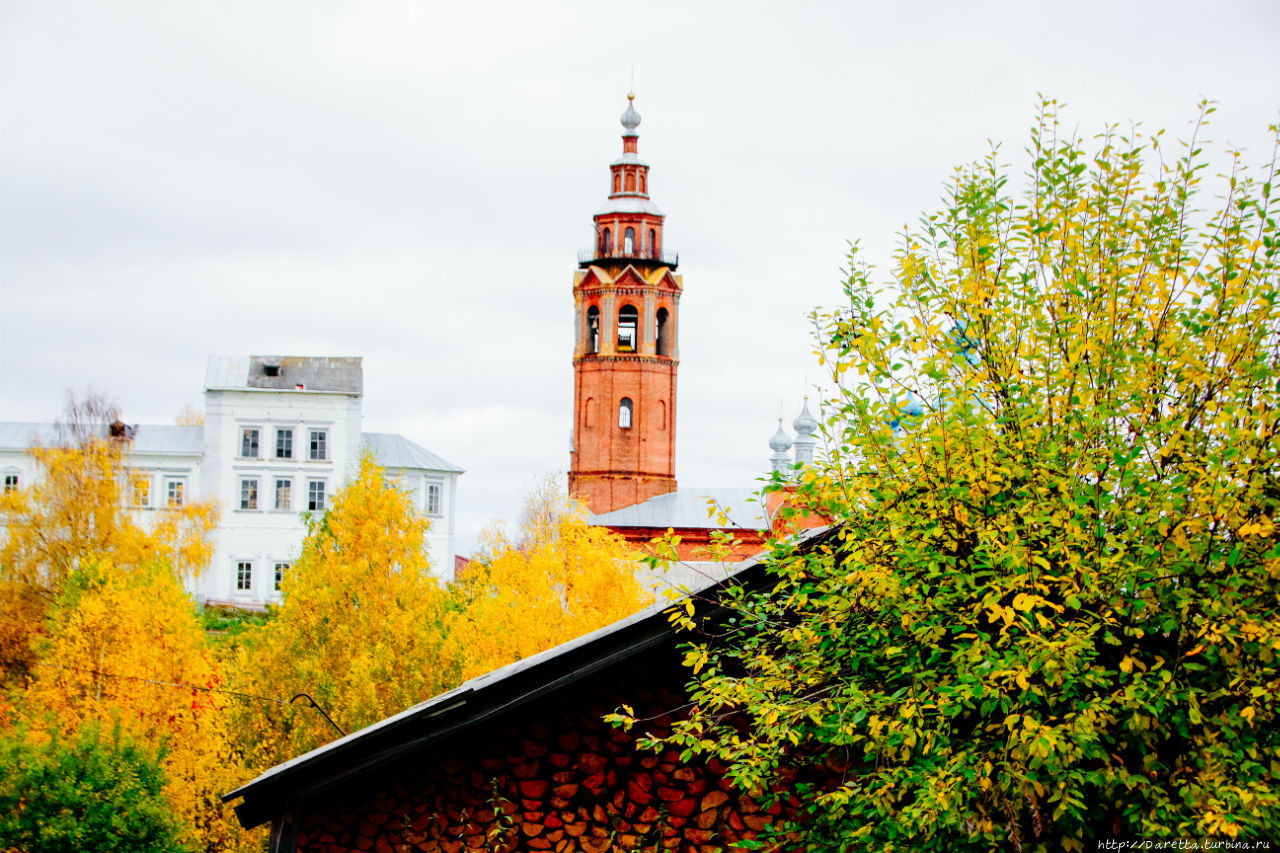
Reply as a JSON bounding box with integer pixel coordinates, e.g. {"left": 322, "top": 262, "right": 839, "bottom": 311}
{"left": 0, "top": 356, "right": 463, "bottom": 607}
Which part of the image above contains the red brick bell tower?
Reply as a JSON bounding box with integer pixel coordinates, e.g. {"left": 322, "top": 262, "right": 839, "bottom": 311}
{"left": 569, "top": 93, "right": 681, "bottom": 514}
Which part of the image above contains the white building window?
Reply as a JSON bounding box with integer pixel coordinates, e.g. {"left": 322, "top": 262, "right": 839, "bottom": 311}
{"left": 308, "top": 480, "right": 326, "bottom": 511}
{"left": 426, "top": 482, "right": 442, "bottom": 515}
{"left": 273, "top": 562, "right": 290, "bottom": 591}
{"left": 166, "top": 479, "right": 185, "bottom": 508}
{"left": 309, "top": 430, "right": 327, "bottom": 461}
{"left": 274, "top": 479, "right": 292, "bottom": 511}
{"left": 241, "top": 428, "right": 260, "bottom": 458}
{"left": 236, "top": 560, "right": 253, "bottom": 592}
{"left": 3, "top": 473, "right": 19, "bottom": 494}
{"left": 132, "top": 473, "right": 152, "bottom": 507}
{"left": 240, "top": 478, "right": 259, "bottom": 510}
{"left": 275, "top": 428, "right": 293, "bottom": 459}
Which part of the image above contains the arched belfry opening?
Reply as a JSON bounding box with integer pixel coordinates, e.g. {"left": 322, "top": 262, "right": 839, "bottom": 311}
{"left": 570, "top": 92, "right": 682, "bottom": 514}
{"left": 585, "top": 305, "right": 600, "bottom": 355}
{"left": 617, "top": 305, "right": 638, "bottom": 352}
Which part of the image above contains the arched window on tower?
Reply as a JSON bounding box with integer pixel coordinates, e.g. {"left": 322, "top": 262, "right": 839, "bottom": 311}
{"left": 619, "top": 398, "right": 633, "bottom": 429}
{"left": 586, "top": 305, "right": 600, "bottom": 354}
{"left": 625, "top": 171, "right": 636, "bottom": 192}
{"left": 617, "top": 305, "right": 638, "bottom": 352}
{"left": 601, "top": 228, "right": 611, "bottom": 256}
{"left": 649, "top": 228, "right": 657, "bottom": 257}
{"left": 624, "top": 227, "right": 635, "bottom": 255}
{"left": 655, "top": 307, "right": 670, "bottom": 356}
{"left": 613, "top": 173, "right": 621, "bottom": 193}
{"left": 639, "top": 173, "right": 646, "bottom": 193}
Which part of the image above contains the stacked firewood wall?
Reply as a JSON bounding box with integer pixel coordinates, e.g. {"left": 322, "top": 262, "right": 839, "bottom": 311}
{"left": 293, "top": 683, "right": 812, "bottom": 853}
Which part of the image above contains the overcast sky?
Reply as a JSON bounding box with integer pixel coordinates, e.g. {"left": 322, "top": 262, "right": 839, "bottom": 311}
{"left": 2, "top": 1, "right": 1277, "bottom": 556}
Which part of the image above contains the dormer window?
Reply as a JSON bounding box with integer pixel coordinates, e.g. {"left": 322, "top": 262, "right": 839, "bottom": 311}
{"left": 617, "top": 305, "right": 638, "bottom": 352}
{"left": 619, "top": 398, "right": 633, "bottom": 429}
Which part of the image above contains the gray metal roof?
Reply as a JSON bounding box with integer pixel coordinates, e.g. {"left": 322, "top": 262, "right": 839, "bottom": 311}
{"left": 132, "top": 425, "right": 204, "bottom": 455}
{"left": 609, "top": 153, "right": 649, "bottom": 168}
{"left": 589, "top": 487, "right": 771, "bottom": 530}
{"left": 595, "top": 196, "right": 663, "bottom": 217}
{"left": 363, "top": 433, "right": 463, "bottom": 474}
{"left": 0, "top": 422, "right": 201, "bottom": 455}
{"left": 0, "top": 422, "right": 57, "bottom": 451}
{"left": 205, "top": 356, "right": 363, "bottom": 395}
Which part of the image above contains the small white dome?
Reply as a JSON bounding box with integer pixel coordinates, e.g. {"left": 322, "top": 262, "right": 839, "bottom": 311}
{"left": 769, "top": 419, "right": 793, "bottom": 452}
{"left": 620, "top": 93, "right": 641, "bottom": 134}
{"left": 793, "top": 398, "right": 819, "bottom": 437}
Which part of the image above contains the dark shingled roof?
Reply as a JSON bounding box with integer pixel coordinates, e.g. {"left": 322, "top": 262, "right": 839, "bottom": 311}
{"left": 220, "top": 525, "right": 837, "bottom": 831}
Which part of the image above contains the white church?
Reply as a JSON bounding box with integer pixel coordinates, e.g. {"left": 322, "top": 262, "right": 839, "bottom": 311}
{"left": 0, "top": 355, "right": 463, "bottom": 607}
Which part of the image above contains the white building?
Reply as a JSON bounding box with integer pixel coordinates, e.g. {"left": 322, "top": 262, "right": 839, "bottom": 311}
{"left": 0, "top": 356, "right": 463, "bottom": 607}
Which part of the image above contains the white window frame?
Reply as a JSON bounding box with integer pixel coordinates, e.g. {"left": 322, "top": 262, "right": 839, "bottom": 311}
{"left": 241, "top": 427, "right": 261, "bottom": 459}
{"left": 275, "top": 428, "right": 294, "bottom": 460}
{"left": 273, "top": 561, "right": 290, "bottom": 592}
{"left": 308, "top": 430, "right": 328, "bottom": 461}
{"left": 165, "top": 478, "right": 186, "bottom": 508}
{"left": 131, "top": 472, "right": 153, "bottom": 508}
{"left": 425, "top": 481, "right": 442, "bottom": 516}
{"left": 307, "top": 479, "right": 326, "bottom": 512}
{"left": 274, "top": 478, "right": 292, "bottom": 511}
{"left": 235, "top": 560, "right": 253, "bottom": 592}
{"left": 2, "top": 471, "right": 20, "bottom": 494}
{"left": 239, "top": 478, "right": 259, "bottom": 511}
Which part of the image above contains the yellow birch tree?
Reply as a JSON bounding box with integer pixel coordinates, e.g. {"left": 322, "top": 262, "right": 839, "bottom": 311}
{"left": 232, "top": 451, "right": 460, "bottom": 769}
{"left": 449, "top": 480, "right": 652, "bottom": 681}
{"left": 21, "top": 559, "right": 253, "bottom": 852}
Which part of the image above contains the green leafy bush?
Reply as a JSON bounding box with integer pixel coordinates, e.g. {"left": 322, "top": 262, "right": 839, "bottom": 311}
{"left": 0, "top": 722, "right": 191, "bottom": 853}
